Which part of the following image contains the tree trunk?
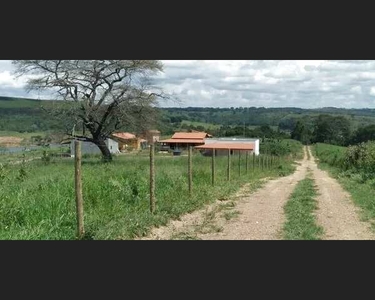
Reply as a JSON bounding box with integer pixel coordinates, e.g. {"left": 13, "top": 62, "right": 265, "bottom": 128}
{"left": 94, "top": 138, "right": 112, "bottom": 162}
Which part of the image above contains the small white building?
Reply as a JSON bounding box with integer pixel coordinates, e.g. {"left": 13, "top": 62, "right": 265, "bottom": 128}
{"left": 70, "top": 138, "right": 119, "bottom": 157}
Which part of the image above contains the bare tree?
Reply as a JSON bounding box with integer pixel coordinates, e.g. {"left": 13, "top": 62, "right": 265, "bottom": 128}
{"left": 13, "top": 60, "right": 164, "bottom": 161}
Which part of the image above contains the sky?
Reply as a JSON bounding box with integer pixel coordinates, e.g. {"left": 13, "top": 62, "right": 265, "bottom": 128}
{"left": 2, "top": 60, "right": 375, "bottom": 108}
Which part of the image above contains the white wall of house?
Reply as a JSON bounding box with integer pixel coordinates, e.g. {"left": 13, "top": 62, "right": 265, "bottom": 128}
{"left": 254, "top": 139, "right": 260, "bottom": 156}
{"left": 106, "top": 139, "right": 119, "bottom": 153}
{"left": 70, "top": 138, "right": 119, "bottom": 157}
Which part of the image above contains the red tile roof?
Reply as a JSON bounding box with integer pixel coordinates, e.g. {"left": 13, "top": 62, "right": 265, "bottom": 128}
{"left": 159, "top": 139, "right": 205, "bottom": 144}
{"left": 172, "top": 132, "right": 209, "bottom": 139}
{"left": 195, "top": 143, "right": 254, "bottom": 150}
{"left": 112, "top": 132, "right": 136, "bottom": 140}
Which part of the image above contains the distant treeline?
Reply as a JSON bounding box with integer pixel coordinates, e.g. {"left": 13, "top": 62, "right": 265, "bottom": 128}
{"left": 290, "top": 114, "right": 375, "bottom": 146}
{"left": 3, "top": 97, "right": 375, "bottom": 144}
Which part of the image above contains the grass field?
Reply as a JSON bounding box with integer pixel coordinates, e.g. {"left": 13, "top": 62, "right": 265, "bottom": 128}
{"left": 314, "top": 143, "right": 346, "bottom": 167}
{"left": 0, "top": 148, "right": 300, "bottom": 240}
{"left": 0, "top": 131, "right": 50, "bottom": 139}
{"left": 283, "top": 170, "right": 323, "bottom": 240}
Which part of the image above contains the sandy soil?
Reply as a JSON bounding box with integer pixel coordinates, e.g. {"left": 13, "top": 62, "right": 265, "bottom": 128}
{"left": 308, "top": 147, "right": 375, "bottom": 240}
{"left": 0, "top": 136, "right": 23, "bottom": 147}
{"left": 141, "top": 146, "right": 375, "bottom": 240}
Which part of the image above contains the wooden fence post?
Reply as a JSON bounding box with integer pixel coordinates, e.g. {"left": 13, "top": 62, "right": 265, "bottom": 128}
{"left": 74, "top": 141, "right": 84, "bottom": 239}
{"left": 227, "top": 149, "right": 231, "bottom": 181}
{"left": 238, "top": 151, "right": 241, "bottom": 177}
{"left": 253, "top": 152, "right": 255, "bottom": 172}
{"left": 188, "top": 146, "right": 193, "bottom": 196}
{"left": 258, "top": 153, "right": 261, "bottom": 169}
{"left": 246, "top": 151, "right": 248, "bottom": 175}
{"left": 212, "top": 149, "right": 215, "bottom": 186}
{"left": 150, "top": 144, "right": 156, "bottom": 213}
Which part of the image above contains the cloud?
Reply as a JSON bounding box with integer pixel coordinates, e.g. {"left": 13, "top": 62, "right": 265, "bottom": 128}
{"left": 369, "top": 87, "right": 375, "bottom": 97}
{"left": 4, "top": 60, "right": 375, "bottom": 108}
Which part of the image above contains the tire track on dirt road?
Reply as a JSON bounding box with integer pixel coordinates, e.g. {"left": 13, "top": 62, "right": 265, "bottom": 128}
{"left": 142, "top": 147, "right": 309, "bottom": 240}
{"left": 142, "top": 146, "right": 375, "bottom": 240}
{"left": 308, "top": 147, "right": 375, "bottom": 240}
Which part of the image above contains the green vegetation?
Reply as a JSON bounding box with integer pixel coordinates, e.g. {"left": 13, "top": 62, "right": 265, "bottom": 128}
{"left": 314, "top": 141, "right": 375, "bottom": 179}
{"left": 0, "top": 146, "right": 69, "bottom": 164}
{"left": 0, "top": 140, "right": 301, "bottom": 240}
{"left": 352, "top": 124, "right": 375, "bottom": 144}
{"left": 260, "top": 139, "right": 304, "bottom": 159}
{"left": 5, "top": 96, "right": 375, "bottom": 143}
{"left": 314, "top": 143, "right": 346, "bottom": 168}
{"left": 291, "top": 120, "right": 313, "bottom": 145}
{"left": 291, "top": 114, "right": 351, "bottom": 146}
{"left": 283, "top": 171, "right": 323, "bottom": 240}
{"left": 313, "top": 115, "right": 351, "bottom": 146}
{"left": 0, "top": 96, "right": 60, "bottom": 133}
{"left": 180, "top": 120, "right": 220, "bottom": 130}
{"left": 0, "top": 131, "right": 48, "bottom": 138}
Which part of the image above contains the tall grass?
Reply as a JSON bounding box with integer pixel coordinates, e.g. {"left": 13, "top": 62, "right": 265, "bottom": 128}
{"left": 314, "top": 143, "right": 346, "bottom": 168}
{"left": 0, "top": 142, "right": 302, "bottom": 240}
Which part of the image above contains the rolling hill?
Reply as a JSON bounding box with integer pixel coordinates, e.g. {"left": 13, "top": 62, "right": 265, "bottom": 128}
{"left": 2, "top": 96, "right": 375, "bottom": 135}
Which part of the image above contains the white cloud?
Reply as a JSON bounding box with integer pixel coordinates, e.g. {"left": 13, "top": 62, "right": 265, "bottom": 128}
{"left": 351, "top": 86, "right": 362, "bottom": 94}
{"left": 369, "top": 87, "right": 375, "bottom": 96}
{"left": 4, "top": 60, "right": 375, "bottom": 108}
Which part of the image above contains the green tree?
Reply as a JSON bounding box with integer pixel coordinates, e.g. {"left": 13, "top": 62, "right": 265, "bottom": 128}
{"left": 313, "top": 115, "right": 351, "bottom": 146}
{"left": 352, "top": 124, "right": 375, "bottom": 144}
{"left": 13, "top": 60, "right": 164, "bottom": 161}
{"left": 291, "top": 120, "right": 312, "bottom": 145}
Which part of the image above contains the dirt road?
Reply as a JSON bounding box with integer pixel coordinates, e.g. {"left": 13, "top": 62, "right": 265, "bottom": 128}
{"left": 307, "top": 147, "right": 374, "bottom": 240}
{"left": 142, "top": 147, "right": 375, "bottom": 240}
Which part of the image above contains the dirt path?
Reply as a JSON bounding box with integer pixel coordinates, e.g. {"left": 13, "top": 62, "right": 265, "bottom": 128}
{"left": 141, "top": 146, "right": 375, "bottom": 240}
{"left": 142, "top": 148, "right": 309, "bottom": 240}
{"left": 308, "top": 147, "right": 375, "bottom": 240}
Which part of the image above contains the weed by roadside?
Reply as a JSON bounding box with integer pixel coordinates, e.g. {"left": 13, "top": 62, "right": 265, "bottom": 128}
{"left": 283, "top": 171, "right": 323, "bottom": 240}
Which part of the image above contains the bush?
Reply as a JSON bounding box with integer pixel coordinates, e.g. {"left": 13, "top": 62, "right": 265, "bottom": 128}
{"left": 17, "top": 164, "right": 27, "bottom": 181}
{"left": 260, "top": 139, "right": 303, "bottom": 158}
{"left": 315, "top": 141, "right": 375, "bottom": 180}
{"left": 41, "top": 150, "right": 51, "bottom": 164}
